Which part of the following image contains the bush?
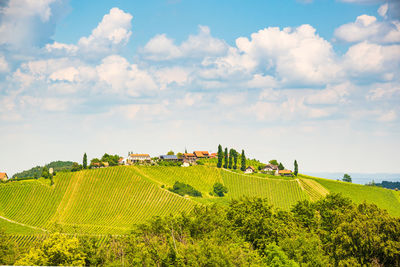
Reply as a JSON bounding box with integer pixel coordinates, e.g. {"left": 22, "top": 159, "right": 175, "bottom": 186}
{"left": 169, "top": 181, "right": 202, "bottom": 197}
{"left": 213, "top": 182, "right": 228, "bottom": 197}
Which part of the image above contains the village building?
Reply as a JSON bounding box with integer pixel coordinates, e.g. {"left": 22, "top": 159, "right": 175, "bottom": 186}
{"left": 0, "top": 172, "right": 8, "bottom": 181}
{"left": 209, "top": 153, "right": 218, "bottom": 158}
{"left": 118, "top": 157, "right": 125, "bottom": 165}
{"left": 183, "top": 153, "right": 197, "bottom": 163}
{"left": 279, "top": 170, "right": 293, "bottom": 177}
{"left": 193, "top": 151, "right": 210, "bottom": 158}
{"left": 244, "top": 166, "right": 255, "bottom": 174}
{"left": 159, "top": 155, "right": 180, "bottom": 161}
{"left": 262, "top": 164, "right": 278, "bottom": 172}
{"left": 127, "top": 154, "right": 151, "bottom": 164}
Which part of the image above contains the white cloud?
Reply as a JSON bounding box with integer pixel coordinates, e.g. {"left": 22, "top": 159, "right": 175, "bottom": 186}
{"left": 366, "top": 83, "right": 400, "bottom": 100}
{"left": 49, "top": 67, "right": 79, "bottom": 82}
{"left": 175, "top": 93, "right": 203, "bottom": 107}
{"left": 96, "top": 55, "right": 157, "bottom": 96}
{"left": 305, "top": 83, "right": 351, "bottom": 105}
{"left": 141, "top": 25, "right": 228, "bottom": 61}
{"left": 0, "top": 55, "right": 9, "bottom": 73}
{"left": 154, "top": 67, "right": 191, "bottom": 89}
{"left": 0, "top": 0, "right": 67, "bottom": 47}
{"left": 343, "top": 41, "right": 400, "bottom": 76}
{"left": 109, "top": 103, "right": 169, "bottom": 120}
{"left": 334, "top": 14, "right": 400, "bottom": 43}
{"left": 45, "top": 42, "right": 78, "bottom": 55}
{"left": 78, "top": 8, "right": 133, "bottom": 56}
{"left": 378, "top": 3, "right": 389, "bottom": 17}
{"left": 217, "top": 93, "right": 246, "bottom": 106}
{"left": 378, "top": 110, "right": 397, "bottom": 122}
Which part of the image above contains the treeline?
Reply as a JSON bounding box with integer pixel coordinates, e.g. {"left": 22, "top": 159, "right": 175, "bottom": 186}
{"left": 371, "top": 181, "right": 400, "bottom": 190}
{"left": 12, "top": 161, "right": 74, "bottom": 179}
{"left": 1, "top": 194, "right": 399, "bottom": 266}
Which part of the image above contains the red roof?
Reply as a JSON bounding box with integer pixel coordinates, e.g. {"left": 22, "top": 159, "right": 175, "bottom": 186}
{"left": 183, "top": 153, "right": 195, "bottom": 157}
{"left": 194, "top": 151, "right": 209, "bottom": 157}
{"left": 0, "top": 173, "right": 8, "bottom": 180}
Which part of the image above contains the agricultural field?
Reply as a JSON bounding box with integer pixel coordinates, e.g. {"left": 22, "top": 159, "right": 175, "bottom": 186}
{"left": 1, "top": 166, "right": 399, "bottom": 240}
{"left": 299, "top": 174, "right": 400, "bottom": 217}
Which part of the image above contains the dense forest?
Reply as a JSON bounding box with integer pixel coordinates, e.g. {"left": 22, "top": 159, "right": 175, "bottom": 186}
{"left": 374, "top": 181, "right": 400, "bottom": 190}
{"left": 12, "top": 161, "right": 74, "bottom": 179}
{"left": 1, "top": 194, "right": 399, "bottom": 266}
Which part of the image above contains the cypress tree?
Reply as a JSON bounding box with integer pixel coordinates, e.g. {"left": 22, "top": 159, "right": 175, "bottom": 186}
{"left": 83, "top": 153, "right": 87, "bottom": 169}
{"left": 294, "top": 160, "right": 298, "bottom": 176}
{"left": 228, "top": 149, "right": 233, "bottom": 169}
{"left": 223, "top": 148, "right": 228, "bottom": 168}
{"left": 278, "top": 162, "right": 284, "bottom": 170}
{"left": 233, "top": 150, "right": 238, "bottom": 169}
{"left": 217, "top": 145, "right": 223, "bottom": 168}
{"left": 241, "top": 150, "right": 246, "bottom": 171}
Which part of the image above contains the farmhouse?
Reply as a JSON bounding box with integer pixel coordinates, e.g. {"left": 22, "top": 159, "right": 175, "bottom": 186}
{"left": 183, "top": 153, "right": 197, "bottom": 163}
{"left": 160, "top": 155, "right": 179, "bottom": 161}
{"left": 279, "top": 170, "right": 293, "bottom": 177}
{"left": 0, "top": 172, "right": 8, "bottom": 181}
{"left": 118, "top": 157, "right": 125, "bottom": 165}
{"left": 262, "top": 164, "right": 278, "bottom": 172}
{"left": 209, "top": 153, "right": 218, "bottom": 158}
{"left": 193, "top": 151, "right": 210, "bottom": 158}
{"left": 244, "top": 166, "right": 255, "bottom": 174}
{"left": 127, "top": 154, "right": 151, "bottom": 164}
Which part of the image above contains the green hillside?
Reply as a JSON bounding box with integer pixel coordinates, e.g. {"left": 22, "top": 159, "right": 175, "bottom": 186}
{"left": 299, "top": 174, "right": 400, "bottom": 217}
{"left": 1, "top": 166, "right": 399, "bottom": 237}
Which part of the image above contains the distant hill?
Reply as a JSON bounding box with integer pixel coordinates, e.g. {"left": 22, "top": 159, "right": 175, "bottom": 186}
{"left": 374, "top": 181, "right": 400, "bottom": 190}
{"left": 12, "top": 161, "right": 74, "bottom": 179}
{"left": 1, "top": 165, "right": 399, "bottom": 236}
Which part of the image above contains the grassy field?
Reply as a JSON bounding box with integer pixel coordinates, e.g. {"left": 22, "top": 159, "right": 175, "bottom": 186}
{"left": 299, "top": 174, "right": 400, "bottom": 217}
{"left": 1, "top": 166, "right": 399, "bottom": 238}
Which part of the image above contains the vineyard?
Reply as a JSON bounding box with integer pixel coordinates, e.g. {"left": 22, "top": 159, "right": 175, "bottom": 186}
{"left": 221, "top": 170, "right": 309, "bottom": 210}
{"left": 1, "top": 166, "right": 399, "bottom": 240}
{"left": 298, "top": 174, "right": 400, "bottom": 217}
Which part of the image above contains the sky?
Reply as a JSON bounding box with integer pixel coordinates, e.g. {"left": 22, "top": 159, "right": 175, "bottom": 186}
{"left": 0, "top": 0, "right": 400, "bottom": 176}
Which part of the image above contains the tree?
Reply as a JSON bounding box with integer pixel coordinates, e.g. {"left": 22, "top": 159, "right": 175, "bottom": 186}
{"left": 83, "top": 153, "right": 87, "bottom": 169}
{"left": 224, "top": 148, "right": 228, "bottom": 168}
{"left": 233, "top": 150, "right": 238, "bottom": 169}
{"left": 50, "top": 174, "right": 54, "bottom": 186}
{"left": 71, "top": 162, "right": 82, "bottom": 172}
{"left": 167, "top": 151, "right": 174, "bottom": 155}
{"left": 213, "top": 182, "right": 228, "bottom": 197}
{"left": 269, "top": 159, "right": 279, "bottom": 166}
{"left": 176, "top": 152, "right": 183, "bottom": 159}
{"left": 41, "top": 167, "right": 50, "bottom": 179}
{"left": 228, "top": 149, "right": 234, "bottom": 169}
{"left": 185, "top": 148, "right": 187, "bottom": 153}
{"left": 241, "top": 150, "right": 246, "bottom": 171}
{"left": 278, "top": 162, "right": 284, "bottom": 170}
{"left": 294, "top": 160, "right": 298, "bottom": 176}
{"left": 343, "top": 173, "right": 352, "bottom": 183}
{"left": 217, "top": 145, "right": 223, "bottom": 168}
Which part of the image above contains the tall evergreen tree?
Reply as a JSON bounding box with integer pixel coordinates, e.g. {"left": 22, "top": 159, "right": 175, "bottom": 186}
{"left": 294, "top": 160, "right": 298, "bottom": 176}
{"left": 223, "top": 148, "right": 228, "bottom": 168}
{"left": 233, "top": 150, "right": 238, "bottom": 169}
{"left": 217, "top": 145, "right": 223, "bottom": 168}
{"left": 278, "top": 162, "right": 284, "bottom": 170}
{"left": 83, "top": 153, "right": 87, "bottom": 169}
{"left": 228, "top": 149, "right": 233, "bottom": 169}
{"left": 241, "top": 150, "right": 246, "bottom": 171}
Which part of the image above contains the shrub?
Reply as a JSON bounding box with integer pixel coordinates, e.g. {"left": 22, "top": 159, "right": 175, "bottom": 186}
{"left": 169, "top": 181, "right": 202, "bottom": 197}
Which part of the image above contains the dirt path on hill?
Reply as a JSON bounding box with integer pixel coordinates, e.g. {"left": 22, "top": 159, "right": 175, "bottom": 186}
{"left": 0, "top": 215, "right": 47, "bottom": 232}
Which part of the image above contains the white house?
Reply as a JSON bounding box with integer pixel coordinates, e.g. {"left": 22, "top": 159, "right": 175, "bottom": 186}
{"left": 127, "top": 153, "right": 151, "bottom": 164}
{"left": 244, "top": 166, "right": 255, "bottom": 174}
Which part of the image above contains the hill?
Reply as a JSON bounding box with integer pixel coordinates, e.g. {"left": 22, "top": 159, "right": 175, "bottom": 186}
{"left": 12, "top": 161, "right": 74, "bottom": 179}
{"left": 1, "top": 166, "right": 399, "bottom": 236}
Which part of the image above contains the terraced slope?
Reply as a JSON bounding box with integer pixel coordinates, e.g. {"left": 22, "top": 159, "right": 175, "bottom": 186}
{"left": 298, "top": 178, "right": 329, "bottom": 201}
{"left": 221, "top": 170, "right": 309, "bottom": 210}
{"left": 299, "top": 174, "right": 400, "bottom": 217}
{"left": 0, "top": 167, "right": 194, "bottom": 234}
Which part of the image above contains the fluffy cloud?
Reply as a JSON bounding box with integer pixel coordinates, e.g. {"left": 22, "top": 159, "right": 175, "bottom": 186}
{"left": 78, "top": 8, "right": 133, "bottom": 55}
{"left": 96, "top": 55, "right": 157, "bottom": 96}
{"left": 334, "top": 14, "right": 400, "bottom": 43}
{"left": 343, "top": 41, "right": 400, "bottom": 77}
{"left": 208, "top": 25, "right": 341, "bottom": 86}
{"left": 305, "top": 83, "right": 351, "bottom": 105}
{"left": 0, "top": 55, "right": 9, "bottom": 73}
{"left": 0, "top": 0, "right": 68, "bottom": 47}
{"left": 141, "top": 25, "right": 228, "bottom": 61}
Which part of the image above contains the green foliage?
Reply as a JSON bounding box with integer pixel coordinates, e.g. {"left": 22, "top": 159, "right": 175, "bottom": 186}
{"left": 71, "top": 162, "right": 82, "bottom": 172}
{"left": 262, "top": 243, "right": 299, "bottom": 267}
{"left": 294, "top": 160, "right": 298, "bottom": 176}
{"left": 12, "top": 161, "right": 74, "bottom": 179}
{"left": 269, "top": 159, "right": 279, "bottom": 166}
{"left": 167, "top": 150, "right": 174, "bottom": 155}
{"left": 343, "top": 173, "right": 352, "bottom": 182}
{"left": 241, "top": 150, "right": 246, "bottom": 171}
{"left": 233, "top": 149, "right": 238, "bottom": 169}
{"left": 217, "top": 144, "right": 223, "bottom": 168}
{"left": 213, "top": 182, "right": 228, "bottom": 197}
{"left": 41, "top": 167, "right": 50, "bottom": 179}
{"left": 224, "top": 147, "right": 228, "bottom": 168}
{"left": 83, "top": 153, "right": 87, "bottom": 169}
{"left": 101, "top": 153, "right": 120, "bottom": 166}
{"left": 15, "top": 233, "right": 86, "bottom": 266}
{"left": 158, "top": 160, "right": 181, "bottom": 166}
{"left": 0, "top": 230, "right": 17, "bottom": 265}
{"left": 176, "top": 152, "right": 183, "bottom": 159}
{"left": 228, "top": 149, "right": 234, "bottom": 169}
{"left": 278, "top": 162, "right": 285, "bottom": 170}
{"left": 169, "top": 181, "right": 202, "bottom": 197}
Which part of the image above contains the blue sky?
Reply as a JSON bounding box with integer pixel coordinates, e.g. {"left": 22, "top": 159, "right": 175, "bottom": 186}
{"left": 0, "top": 0, "right": 399, "bottom": 176}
